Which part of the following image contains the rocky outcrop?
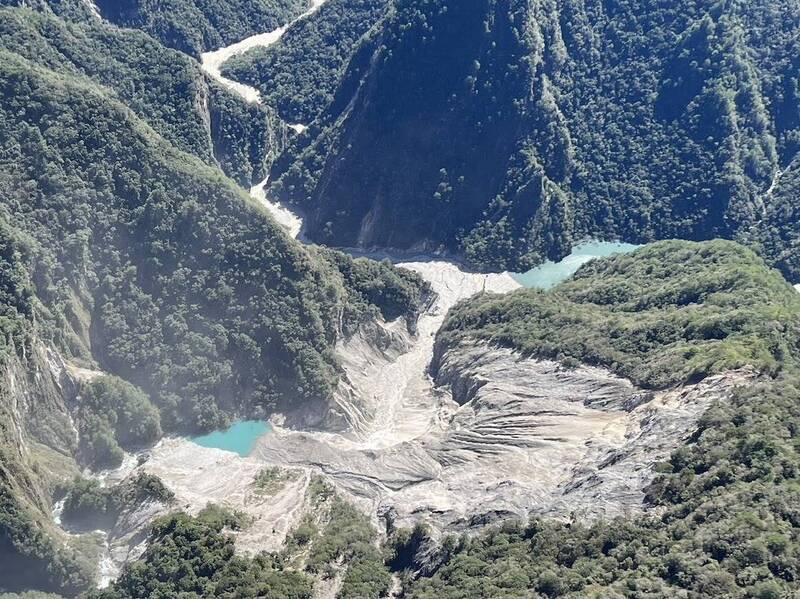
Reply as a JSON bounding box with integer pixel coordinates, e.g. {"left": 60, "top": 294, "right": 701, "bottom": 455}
{"left": 122, "top": 439, "right": 315, "bottom": 555}
{"left": 2, "top": 341, "right": 81, "bottom": 507}
{"left": 326, "top": 317, "right": 415, "bottom": 434}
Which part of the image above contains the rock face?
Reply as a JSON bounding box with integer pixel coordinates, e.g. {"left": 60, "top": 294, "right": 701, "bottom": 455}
{"left": 317, "top": 260, "right": 519, "bottom": 446}
{"left": 120, "top": 439, "right": 313, "bottom": 556}
{"left": 0, "top": 340, "right": 86, "bottom": 594}
{"left": 430, "top": 343, "right": 754, "bottom": 520}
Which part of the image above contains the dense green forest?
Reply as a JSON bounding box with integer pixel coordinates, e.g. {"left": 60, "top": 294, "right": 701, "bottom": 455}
{"left": 269, "top": 0, "right": 799, "bottom": 278}
{"left": 221, "top": 0, "right": 390, "bottom": 124}
{"left": 93, "top": 0, "right": 310, "bottom": 57}
{"left": 0, "top": 49, "right": 425, "bottom": 434}
{"left": 0, "top": 5, "right": 286, "bottom": 188}
{"left": 73, "top": 377, "right": 161, "bottom": 468}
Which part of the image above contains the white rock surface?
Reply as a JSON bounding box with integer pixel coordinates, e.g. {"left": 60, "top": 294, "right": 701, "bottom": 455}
{"left": 133, "top": 438, "right": 312, "bottom": 554}
{"left": 99, "top": 439, "right": 316, "bottom": 580}
{"left": 249, "top": 175, "right": 303, "bottom": 238}
{"left": 325, "top": 261, "right": 520, "bottom": 448}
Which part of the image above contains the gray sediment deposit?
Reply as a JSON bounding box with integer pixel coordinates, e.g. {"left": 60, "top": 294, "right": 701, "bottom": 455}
{"left": 255, "top": 338, "right": 753, "bottom": 531}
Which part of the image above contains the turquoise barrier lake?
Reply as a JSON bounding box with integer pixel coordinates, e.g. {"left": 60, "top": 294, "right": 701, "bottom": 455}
{"left": 189, "top": 420, "right": 271, "bottom": 457}
{"left": 512, "top": 241, "right": 641, "bottom": 289}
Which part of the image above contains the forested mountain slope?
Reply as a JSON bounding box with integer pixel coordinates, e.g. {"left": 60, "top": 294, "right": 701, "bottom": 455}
{"left": 0, "top": 223, "right": 93, "bottom": 596}
{"left": 93, "top": 0, "right": 310, "bottom": 57}
{"left": 437, "top": 240, "right": 800, "bottom": 387}
{"left": 1, "top": 0, "right": 799, "bottom": 597}
{"left": 0, "top": 10, "right": 426, "bottom": 593}
{"left": 0, "top": 5, "right": 290, "bottom": 188}
{"left": 0, "top": 49, "right": 425, "bottom": 434}
{"left": 270, "top": 0, "right": 799, "bottom": 276}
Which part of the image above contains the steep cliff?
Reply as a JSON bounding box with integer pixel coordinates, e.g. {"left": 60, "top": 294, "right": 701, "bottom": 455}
{"left": 0, "top": 224, "right": 91, "bottom": 594}
{"left": 0, "top": 340, "right": 94, "bottom": 595}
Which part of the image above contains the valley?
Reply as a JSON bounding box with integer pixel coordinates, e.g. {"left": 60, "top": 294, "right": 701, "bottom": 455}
{"left": 90, "top": 14, "right": 799, "bottom": 586}
{"left": 1, "top": 0, "right": 799, "bottom": 597}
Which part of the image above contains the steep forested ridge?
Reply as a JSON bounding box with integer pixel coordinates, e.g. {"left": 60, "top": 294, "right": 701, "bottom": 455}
{"left": 0, "top": 49, "right": 424, "bottom": 434}
{"left": 221, "top": 0, "right": 391, "bottom": 124}
{"left": 0, "top": 4, "right": 428, "bottom": 594}
{"left": 0, "top": 219, "right": 94, "bottom": 594}
{"left": 437, "top": 240, "right": 800, "bottom": 388}
{"left": 0, "top": 5, "right": 287, "bottom": 188}
{"left": 270, "top": 0, "right": 799, "bottom": 276}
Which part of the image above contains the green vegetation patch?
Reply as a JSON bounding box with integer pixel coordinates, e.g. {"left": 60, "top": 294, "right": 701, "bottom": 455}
{"left": 252, "top": 467, "right": 301, "bottom": 496}
{"left": 94, "top": 0, "right": 310, "bottom": 57}
{"left": 438, "top": 240, "right": 800, "bottom": 388}
{"left": 90, "top": 511, "right": 313, "bottom": 599}
{"left": 282, "top": 477, "right": 391, "bottom": 599}
{"left": 75, "top": 376, "right": 161, "bottom": 468}
{"left": 61, "top": 474, "right": 174, "bottom": 531}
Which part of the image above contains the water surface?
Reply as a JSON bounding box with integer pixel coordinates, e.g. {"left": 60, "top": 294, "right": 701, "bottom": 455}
{"left": 512, "top": 241, "right": 641, "bottom": 289}
{"left": 189, "top": 420, "right": 271, "bottom": 456}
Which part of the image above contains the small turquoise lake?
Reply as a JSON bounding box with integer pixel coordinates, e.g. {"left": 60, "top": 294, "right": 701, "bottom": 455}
{"left": 188, "top": 420, "right": 271, "bottom": 457}
{"left": 511, "top": 241, "right": 641, "bottom": 289}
